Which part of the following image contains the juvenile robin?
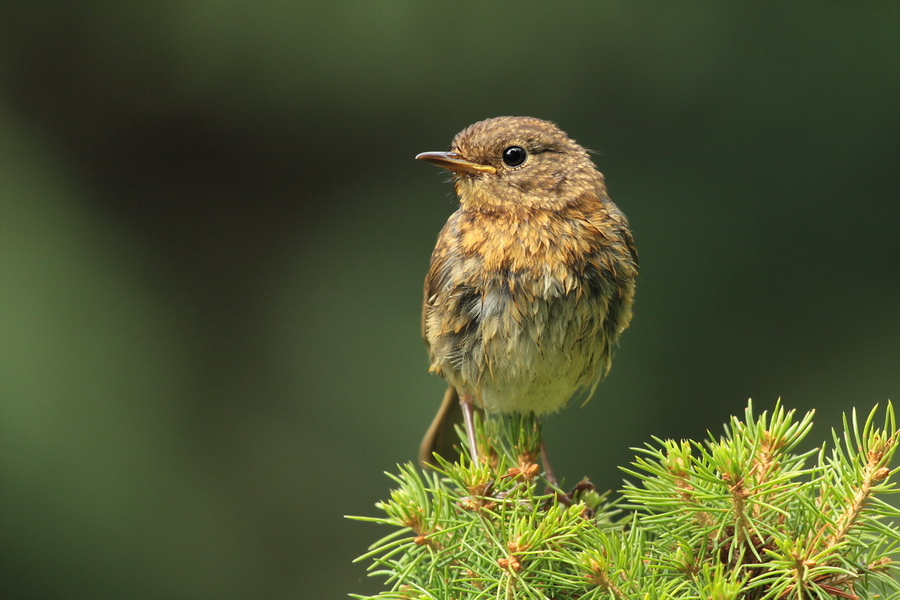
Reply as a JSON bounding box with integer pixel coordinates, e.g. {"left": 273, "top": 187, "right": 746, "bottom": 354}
{"left": 416, "top": 116, "right": 638, "bottom": 468}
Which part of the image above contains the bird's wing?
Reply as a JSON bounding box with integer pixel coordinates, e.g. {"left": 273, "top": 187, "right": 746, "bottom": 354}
{"left": 580, "top": 197, "right": 639, "bottom": 268}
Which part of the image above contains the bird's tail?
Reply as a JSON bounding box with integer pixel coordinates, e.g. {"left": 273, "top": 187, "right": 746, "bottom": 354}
{"left": 419, "top": 386, "right": 465, "bottom": 466}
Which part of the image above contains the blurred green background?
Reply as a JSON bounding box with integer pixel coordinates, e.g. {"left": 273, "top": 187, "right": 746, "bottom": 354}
{"left": 1, "top": 2, "right": 898, "bottom": 598}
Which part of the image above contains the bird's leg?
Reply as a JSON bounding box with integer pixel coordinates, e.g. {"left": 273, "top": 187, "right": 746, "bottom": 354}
{"left": 540, "top": 441, "right": 580, "bottom": 507}
{"left": 459, "top": 393, "right": 480, "bottom": 464}
{"left": 540, "top": 440, "right": 561, "bottom": 489}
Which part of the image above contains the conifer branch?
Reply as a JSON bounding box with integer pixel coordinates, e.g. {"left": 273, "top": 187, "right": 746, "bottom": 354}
{"left": 350, "top": 402, "right": 900, "bottom": 599}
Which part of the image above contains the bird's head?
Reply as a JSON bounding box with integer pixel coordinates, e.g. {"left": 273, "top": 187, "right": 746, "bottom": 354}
{"left": 416, "top": 116, "right": 606, "bottom": 211}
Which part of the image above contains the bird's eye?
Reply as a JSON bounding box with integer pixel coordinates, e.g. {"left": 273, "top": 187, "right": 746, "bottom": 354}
{"left": 501, "top": 146, "right": 527, "bottom": 167}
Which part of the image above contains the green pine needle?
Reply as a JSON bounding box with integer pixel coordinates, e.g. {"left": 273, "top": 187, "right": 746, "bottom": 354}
{"left": 349, "top": 401, "right": 900, "bottom": 599}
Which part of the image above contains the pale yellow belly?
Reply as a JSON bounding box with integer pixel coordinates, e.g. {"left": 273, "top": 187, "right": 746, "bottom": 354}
{"left": 427, "top": 287, "right": 615, "bottom": 415}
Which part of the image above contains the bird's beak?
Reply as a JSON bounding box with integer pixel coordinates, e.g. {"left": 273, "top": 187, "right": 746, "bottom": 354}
{"left": 415, "top": 151, "right": 496, "bottom": 175}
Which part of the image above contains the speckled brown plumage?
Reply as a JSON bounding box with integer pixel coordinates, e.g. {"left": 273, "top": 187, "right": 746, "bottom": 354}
{"left": 416, "top": 116, "right": 638, "bottom": 466}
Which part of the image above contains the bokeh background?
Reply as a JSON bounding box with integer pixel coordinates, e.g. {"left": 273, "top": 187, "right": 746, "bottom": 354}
{"left": 2, "top": 2, "right": 898, "bottom": 598}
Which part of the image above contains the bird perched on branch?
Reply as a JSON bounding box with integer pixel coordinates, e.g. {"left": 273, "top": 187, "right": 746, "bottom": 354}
{"left": 416, "top": 116, "right": 638, "bottom": 470}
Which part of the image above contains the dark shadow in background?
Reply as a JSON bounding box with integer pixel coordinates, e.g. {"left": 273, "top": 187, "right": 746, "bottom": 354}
{"left": 1, "top": 3, "right": 898, "bottom": 598}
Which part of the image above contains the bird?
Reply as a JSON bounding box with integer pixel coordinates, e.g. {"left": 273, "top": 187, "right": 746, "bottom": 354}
{"left": 415, "top": 116, "right": 638, "bottom": 470}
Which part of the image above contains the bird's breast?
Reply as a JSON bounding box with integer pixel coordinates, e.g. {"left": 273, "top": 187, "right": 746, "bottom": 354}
{"left": 424, "top": 206, "right": 634, "bottom": 414}
{"left": 459, "top": 209, "right": 590, "bottom": 276}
